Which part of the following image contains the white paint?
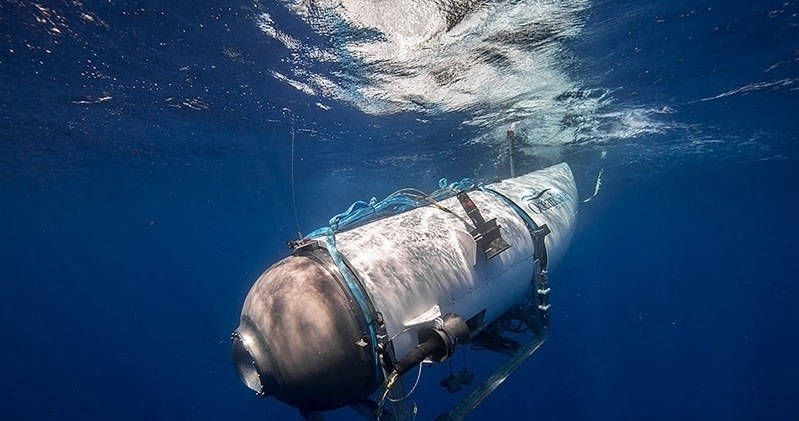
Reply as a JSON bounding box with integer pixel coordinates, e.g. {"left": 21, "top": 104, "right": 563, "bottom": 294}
{"left": 326, "top": 163, "right": 578, "bottom": 360}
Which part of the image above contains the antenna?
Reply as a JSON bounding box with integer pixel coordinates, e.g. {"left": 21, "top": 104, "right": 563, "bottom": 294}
{"left": 289, "top": 112, "right": 302, "bottom": 240}
{"left": 507, "top": 123, "right": 516, "bottom": 178}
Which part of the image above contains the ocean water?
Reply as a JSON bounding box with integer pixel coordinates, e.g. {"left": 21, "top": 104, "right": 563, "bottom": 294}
{"left": 1, "top": 0, "right": 797, "bottom": 420}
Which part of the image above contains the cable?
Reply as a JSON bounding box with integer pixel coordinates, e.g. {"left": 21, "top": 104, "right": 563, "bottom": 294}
{"left": 290, "top": 119, "right": 302, "bottom": 239}
{"left": 303, "top": 178, "right": 476, "bottom": 240}
{"left": 387, "top": 363, "right": 424, "bottom": 402}
{"left": 376, "top": 365, "right": 423, "bottom": 421}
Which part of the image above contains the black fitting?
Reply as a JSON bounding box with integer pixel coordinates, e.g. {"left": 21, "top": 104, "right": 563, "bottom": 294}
{"left": 393, "top": 313, "right": 470, "bottom": 376}
{"left": 394, "top": 334, "right": 445, "bottom": 375}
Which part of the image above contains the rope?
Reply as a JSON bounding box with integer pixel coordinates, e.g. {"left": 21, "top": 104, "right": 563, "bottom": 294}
{"left": 304, "top": 177, "right": 475, "bottom": 240}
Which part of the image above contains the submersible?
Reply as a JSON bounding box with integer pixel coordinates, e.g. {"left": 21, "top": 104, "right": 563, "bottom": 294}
{"left": 232, "top": 163, "right": 578, "bottom": 419}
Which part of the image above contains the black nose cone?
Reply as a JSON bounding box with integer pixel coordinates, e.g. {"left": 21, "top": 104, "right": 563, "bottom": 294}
{"left": 232, "top": 253, "right": 379, "bottom": 411}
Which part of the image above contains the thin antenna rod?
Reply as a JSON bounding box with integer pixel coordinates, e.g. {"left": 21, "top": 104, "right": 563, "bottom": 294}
{"left": 507, "top": 124, "right": 516, "bottom": 178}
{"left": 290, "top": 118, "right": 302, "bottom": 239}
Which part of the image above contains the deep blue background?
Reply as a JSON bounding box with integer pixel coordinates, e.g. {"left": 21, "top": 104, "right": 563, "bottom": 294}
{"left": 2, "top": 0, "right": 798, "bottom": 420}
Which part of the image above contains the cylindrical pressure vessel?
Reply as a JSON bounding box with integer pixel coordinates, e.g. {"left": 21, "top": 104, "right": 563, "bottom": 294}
{"left": 232, "top": 163, "right": 578, "bottom": 412}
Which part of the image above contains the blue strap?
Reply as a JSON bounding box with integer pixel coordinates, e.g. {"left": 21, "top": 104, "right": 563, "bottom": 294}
{"left": 322, "top": 228, "right": 381, "bottom": 384}
{"left": 480, "top": 187, "right": 540, "bottom": 233}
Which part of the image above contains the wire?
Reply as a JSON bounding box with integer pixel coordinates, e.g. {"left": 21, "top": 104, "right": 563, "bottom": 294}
{"left": 388, "top": 327, "right": 411, "bottom": 342}
{"left": 376, "top": 372, "right": 397, "bottom": 421}
{"left": 290, "top": 119, "right": 302, "bottom": 239}
{"left": 387, "top": 363, "right": 424, "bottom": 402}
{"left": 376, "top": 365, "right": 423, "bottom": 421}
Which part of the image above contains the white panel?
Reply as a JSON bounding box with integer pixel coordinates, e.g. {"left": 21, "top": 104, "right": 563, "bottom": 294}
{"left": 328, "top": 163, "right": 578, "bottom": 359}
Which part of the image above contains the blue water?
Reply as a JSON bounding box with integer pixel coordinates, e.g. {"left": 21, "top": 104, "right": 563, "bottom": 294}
{"left": 1, "top": 0, "right": 797, "bottom": 420}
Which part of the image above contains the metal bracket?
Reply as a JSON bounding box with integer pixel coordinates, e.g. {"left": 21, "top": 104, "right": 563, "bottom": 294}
{"left": 531, "top": 225, "right": 551, "bottom": 329}
{"left": 456, "top": 191, "right": 510, "bottom": 260}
